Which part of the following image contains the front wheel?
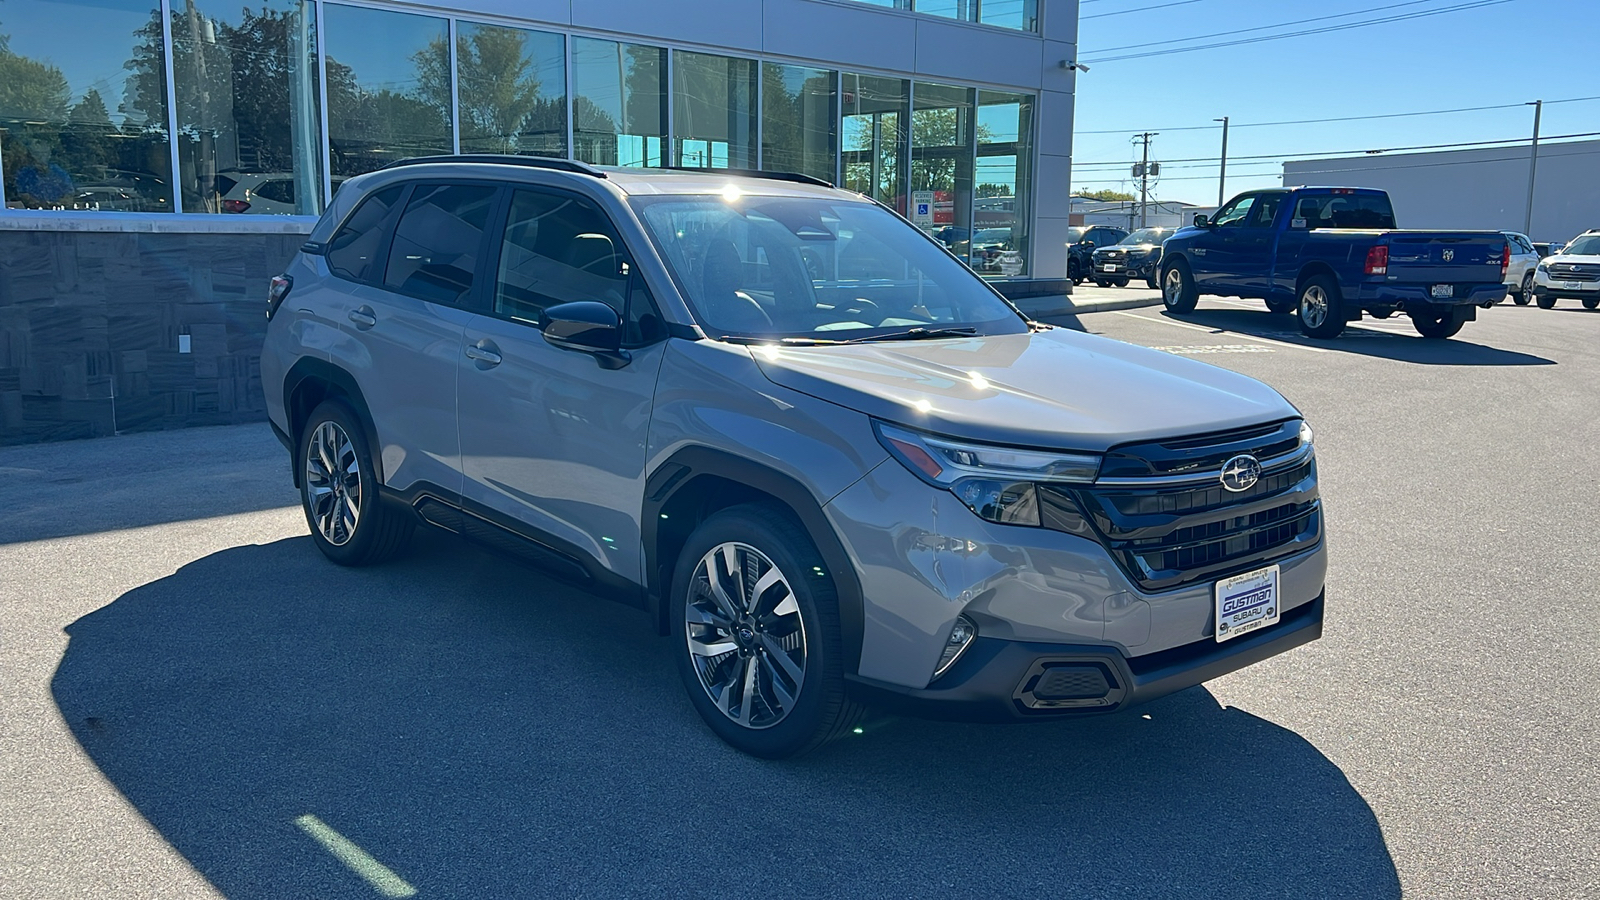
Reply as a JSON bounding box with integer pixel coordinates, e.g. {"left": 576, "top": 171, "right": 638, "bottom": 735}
{"left": 1536, "top": 292, "right": 1556, "bottom": 309}
{"left": 1265, "top": 296, "right": 1295, "bottom": 314}
{"left": 1583, "top": 296, "right": 1600, "bottom": 310}
{"left": 1112, "top": 276, "right": 1130, "bottom": 288}
{"left": 1296, "top": 275, "right": 1346, "bottom": 339}
{"left": 298, "top": 400, "right": 413, "bottom": 566}
{"left": 1145, "top": 274, "right": 1160, "bottom": 290}
{"left": 1513, "top": 273, "right": 1533, "bottom": 305}
{"left": 1161, "top": 263, "right": 1199, "bottom": 313}
{"left": 1411, "top": 308, "right": 1465, "bottom": 339}
{"left": 670, "top": 505, "right": 865, "bottom": 759}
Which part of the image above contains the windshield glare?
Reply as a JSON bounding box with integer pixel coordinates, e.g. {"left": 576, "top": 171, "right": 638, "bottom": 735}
{"left": 1560, "top": 235, "right": 1600, "bottom": 255}
{"left": 1120, "top": 228, "right": 1168, "bottom": 245}
{"left": 632, "top": 195, "right": 1028, "bottom": 341}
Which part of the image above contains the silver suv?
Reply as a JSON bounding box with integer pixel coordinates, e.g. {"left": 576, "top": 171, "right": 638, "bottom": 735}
{"left": 262, "top": 156, "right": 1326, "bottom": 758}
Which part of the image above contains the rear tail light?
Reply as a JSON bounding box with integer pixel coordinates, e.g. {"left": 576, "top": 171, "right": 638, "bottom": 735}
{"left": 221, "top": 199, "right": 251, "bottom": 213}
{"left": 267, "top": 275, "right": 293, "bottom": 321}
{"left": 1500, "top": 242, "right": 1510, "bottom": 277}
{"left": 1364, "top": 245, "right": 1388, "bottom": 276}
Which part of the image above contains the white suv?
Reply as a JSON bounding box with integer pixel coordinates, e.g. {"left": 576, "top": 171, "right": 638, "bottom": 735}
{"left": 1531, "top": 230, "right": 1600, "bottom": 310}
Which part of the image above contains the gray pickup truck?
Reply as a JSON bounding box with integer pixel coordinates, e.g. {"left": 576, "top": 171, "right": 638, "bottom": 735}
{"left": 1160, "top": 188, "right": 1510, "bottom": 339}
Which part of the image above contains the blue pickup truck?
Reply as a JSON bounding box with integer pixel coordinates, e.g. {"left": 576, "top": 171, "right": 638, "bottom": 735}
{"left": 1159, "top": 187, "right": 1510, "bottom": 339}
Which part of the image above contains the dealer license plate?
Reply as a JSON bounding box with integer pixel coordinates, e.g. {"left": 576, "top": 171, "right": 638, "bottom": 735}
{"left": 1100, "top": 264, "right": 1119, "bottom": 272}
{"left": 1562, "top": 281, "right": 1583, "bottom": 290}
{"left": 1215, "top": 564, "right": 1280, "bottom": 643}
{"left": 1430, "top": 284, "right": 1453, "bottom": 299}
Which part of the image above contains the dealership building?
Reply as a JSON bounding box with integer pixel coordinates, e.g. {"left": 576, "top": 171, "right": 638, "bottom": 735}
{"left": 0, "top": 0, "right": 1080, "bottom": 444}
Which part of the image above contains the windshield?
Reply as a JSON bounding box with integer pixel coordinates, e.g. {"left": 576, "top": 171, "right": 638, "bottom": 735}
{"left": 1560, "top": 235, "right": 1600, "bottom": 255}
{"left": 1066, "top": 226, "right": 1088, "bottom": 240}
{"left": 631, "top": 195, "right": 1028, "bottom": 341}
{"left": 1119, "top": 228, "right": 1169, "bottom": 245}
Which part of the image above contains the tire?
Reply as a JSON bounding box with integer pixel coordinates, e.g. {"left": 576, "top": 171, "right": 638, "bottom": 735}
{"left": 1536, "top": 292, "right": 1556, "bottom": 309}
{"left": 1411, "top": 308, "right": 1465, "bottom": 339}
{"left": 1145, "top": 274, "right": 1161, "bottom": 290}
{"left": 1112, "top": 276, "right": 1130, "bottom": 288}
{"left": 1513, "top": 273, "right": 1533, "bottom": 305}
{"left": 298, "top": 400, "right": 413, "bottom": 566}
{"left": 1584, "top": 296, "right": 1600, "bottom": 311}
{"left": 1296, "top": 274, "right": 1346, "bottom": 339}
{"left": 670, "top": 504, "right": 866, "bottom": 759}
{"left": 1265, "top": 297, "right": 1295, "bottom": 314}
{"left": 1161, "top": 262, "right": 1199, "bottom": 313}
{"left": 1093, "top": 279, "right": 1110, "bottom": 288}
{"left": 1068, "top": 260, "right": 1082, "bottom": 286}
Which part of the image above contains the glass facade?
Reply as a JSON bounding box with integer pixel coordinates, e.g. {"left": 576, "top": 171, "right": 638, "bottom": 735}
{"left": 0, "top": 1, "right": 1039, "bottom": 276}
{"left": 842, "top": 0, "right": 1037, "bottom": 32}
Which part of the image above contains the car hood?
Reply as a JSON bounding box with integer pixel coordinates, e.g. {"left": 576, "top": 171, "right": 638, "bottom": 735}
{"left": 1096, "top": 244, "right": 1159, "bottom": 255}
{"left": 1547, "top": 254, "right": 1600, "bottom": 265}
{"left": 751, "top": 329, "right": 1296, "bottom": 451}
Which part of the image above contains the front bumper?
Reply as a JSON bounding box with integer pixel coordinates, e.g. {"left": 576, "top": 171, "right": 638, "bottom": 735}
{"left": 1092, "top": 254, "right": 1159, "bottom": 279}
{"left": 847, "top": 591, "right": 1324, "bottom": 722}
{"left": 1533, "top": 269, "right": 1600, "bottom": 297}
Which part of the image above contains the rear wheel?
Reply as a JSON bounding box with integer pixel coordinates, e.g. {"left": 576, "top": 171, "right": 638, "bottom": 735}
{"left": 1536, "top": 292, "right": 1556, "bottom": 309}
{"left": 1161, "top": 263, "right": 1199, "bottom": 313}
{"left": 1265, "top": 297, "right": 1295, "bottom": 314}
{"left": 670, "top": 505, "right": 865, "bottom": 759}
{"left": 1513, "top": 273, "right": 1533, "bottom": 305}
{"left": 1411, "top": 308, "right": 1465, "bottom": 339}
{"left": 1583, "top": 296, "right": 1600, "bottom": 310}
{"left": 1296, "top": 275, "right": 1346, "bottom": 339}
{"left": 298, "top": 400, "right": 413, "bottom": 566}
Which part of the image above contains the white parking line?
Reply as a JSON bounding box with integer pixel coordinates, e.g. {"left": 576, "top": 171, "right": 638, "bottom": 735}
{"left": 296, "top": 814, "right": 418, "bottom": 898}
{"left": 1108, "top": 311, "right": 1332, "bottom": 353}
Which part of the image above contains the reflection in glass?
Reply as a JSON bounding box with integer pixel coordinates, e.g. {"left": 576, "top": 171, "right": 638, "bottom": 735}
{"left": 841, "top": 73, "right": 907, "bottom": 214}
{"left": 170, "top": 0, "right": 321, "bottom": 214}
{"left": 761, "top": 63, "right": 835, "bottom": 185}
{"left": 455, "top": 23, "right": 565, "bottom": 157}
{"left": 979, "top": 0, "right": 1037, "bottom": 30}
{"left": 974, "top": 90, "right": 1034, "bottom": 277}
{"left": 910, "top": 81, "right": 974, "bottom": 263}
{"left": 0, "top": 0, "right": 173, "bottom": 210}
{"left": 672, "top": 51, "right": 756, "bottom": 170}
{"left": 915, "top": 0, "right": 975, "bottom": 22}
{"left": 572, "top": 37, "right": 665, "bottom": 168}
{"left": 324, "top": 3, "right": 449, "bottom": 182}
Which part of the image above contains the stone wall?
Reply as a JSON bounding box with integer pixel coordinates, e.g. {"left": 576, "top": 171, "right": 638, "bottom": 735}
{"left": 0, "top": 227, "right": 305, "bottom": 445}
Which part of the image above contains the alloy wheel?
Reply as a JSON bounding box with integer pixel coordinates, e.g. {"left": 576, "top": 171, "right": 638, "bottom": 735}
{"left": 1163, "top": 268, "right": 1183, "bottom": 305}
{"left": 305, "top": 420, "right": 361, "bottom": 546}
{"left": 684, "top": 542, "right": 806, "bottom": 730}
{"left": 1300, "top": 285, "right": 1329, "bottom": 328}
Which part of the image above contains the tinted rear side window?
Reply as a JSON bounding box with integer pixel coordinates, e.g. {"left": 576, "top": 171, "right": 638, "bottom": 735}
{"left": 384, "top": 184, "right": 500, "bottom": 306}
{"left": 327, "top": 186, "right": 405, "bottom": 283}
{"left": 254, "top": 180, "right": 295, "bottom": 204}
{"left": 1293, "top": 194, "right": 1396, "bottom": 229}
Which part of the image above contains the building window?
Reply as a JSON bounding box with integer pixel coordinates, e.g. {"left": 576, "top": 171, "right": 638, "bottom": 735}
{"left": 672, "top": 51, "right": 756, "bottom": 170}
{"left": 761, "top": 64, "right": 836, "bottom": 185}
{"left": 840, "top": 0, "right": 1036, "bottom": 32}
{"left": 841, "top": 73, "right": 908, "bottom": 214}
{"left": 171, "top": 0, "right": 322, "bottom": 215}
{"left": 0, "top": 0, "right": 174, "bottom": 211}
{"left": 974, "top": 90, "right": 1034, "bottom": 277}
{"left": 324, "top": 4, "right": 451, "bottom": 185}
{"left": 910, "top": 81, "right": 974, "bottom": 259}
{"left": 455, "top": 22, "right": 566, "bottom": 158}
{"left": 572, "top": 37, "right": 665, "bottom": 168}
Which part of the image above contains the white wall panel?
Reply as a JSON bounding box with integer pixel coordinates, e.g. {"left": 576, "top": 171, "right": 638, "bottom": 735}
{"left": 763, "top": 1, "right": 917, "bottom": 72}
{"left": 572, "top": 0, "right": 762, "bottom": 53}
{"left": 913, "top": 18, "right": 1043, "bottom": 88}
{"left": 433, "top": 0, "right": 570, "bottom": 29}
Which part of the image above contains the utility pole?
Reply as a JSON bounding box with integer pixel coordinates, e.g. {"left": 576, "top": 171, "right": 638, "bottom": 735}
{"left": 1134, "top": 132, "right": 1157, "bottom": 228}
{"left": 1215, "top": 117, "right": 1229, "bottom": 207}
{"left": 1524, "top": 100, "right": 1542, "bottom": 236}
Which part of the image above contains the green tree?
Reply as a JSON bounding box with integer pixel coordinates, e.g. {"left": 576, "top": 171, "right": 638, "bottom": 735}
{"left": 1074, "top": 188, "right": 1135, "bottom": 202}
{"left": 415, "top": 26, "right": 563, "bottom": 156}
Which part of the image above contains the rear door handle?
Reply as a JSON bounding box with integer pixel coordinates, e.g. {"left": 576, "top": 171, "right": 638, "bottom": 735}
{"left": 347, "top": 306, "right": 377, "bottom": 329}
{"left": 465, "top": 340, "right": 502, "bottom": 368}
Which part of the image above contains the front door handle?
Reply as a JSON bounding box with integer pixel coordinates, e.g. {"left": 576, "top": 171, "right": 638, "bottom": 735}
{"left": 465, "top": 340, "right": 502, "bottom": 368}
{"left": 347, "top": 306, "right": 377, "bottom": 329}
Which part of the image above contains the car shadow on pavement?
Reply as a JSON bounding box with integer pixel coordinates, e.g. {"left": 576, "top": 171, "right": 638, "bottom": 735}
{"left": 52, "top": 531, "right": 1401, "bottom": 900}
{"left": 1164, "top": 308, "right": 1556, "bottom": 366}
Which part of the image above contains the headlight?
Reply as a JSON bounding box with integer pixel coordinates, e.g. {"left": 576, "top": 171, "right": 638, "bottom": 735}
{"left": 1536, "top": 263, "right": 1548, "bottom": 274}
{"left": 1299, "top": 420, "right": 1314, "bottom": 446}
{"left": 874, "top": 421, "right": 1101, "bottom": 528}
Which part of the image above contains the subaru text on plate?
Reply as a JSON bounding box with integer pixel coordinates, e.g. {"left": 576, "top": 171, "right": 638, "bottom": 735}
{"left": 262, "top": 156, "right": 1326, "bottom": 758}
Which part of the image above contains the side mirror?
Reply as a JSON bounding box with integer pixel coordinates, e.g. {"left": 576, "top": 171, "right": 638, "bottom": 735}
{"left": 1082, "top": 240, "right": 1095, "bottom": 250}
{"left": 1193, "top": 214, "right": 1210, "bottom": 228}
{"left": 541, "top": 300, "right": 630, "bottom": 369}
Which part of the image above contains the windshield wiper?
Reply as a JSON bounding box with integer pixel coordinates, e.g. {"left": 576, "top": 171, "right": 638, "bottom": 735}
{"left": 837, "top": 326, "right": 979, "bottom": 343}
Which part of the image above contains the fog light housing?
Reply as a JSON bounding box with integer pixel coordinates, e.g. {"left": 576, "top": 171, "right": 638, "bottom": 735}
{"left": 932, "top": 615, "right": 977, "bottom": 680}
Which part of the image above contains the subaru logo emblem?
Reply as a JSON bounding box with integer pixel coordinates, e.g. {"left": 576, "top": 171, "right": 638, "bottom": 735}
{"left": 1219, "top": 454, "right": 1262, "bottom": 492}
{"left": 1442, "top": 249, "right": 1455, "bottom": 262}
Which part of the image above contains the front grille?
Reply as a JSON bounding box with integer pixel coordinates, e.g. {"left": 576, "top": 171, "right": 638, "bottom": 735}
{"left": 1548, "top": 264, "right": 1600, "bottom": 282}
{"left": 1044, "top": 421, "right": 1321, "bottom": 592}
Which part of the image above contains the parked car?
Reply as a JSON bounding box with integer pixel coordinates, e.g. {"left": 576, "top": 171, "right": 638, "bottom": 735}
{"left": 1533, "top": 241, "right": 1565, "bottom": 258}
{"left": 216, "top": 172, "right": 343, "bottom": 215}
{"left": 1502, "top": 231, "right": 1540, "bottom": 305}
{"left": 1160, "top": 188, "right": 1509, "bottom": 339}
{"left": 1066, "top": 225, "right": 1128, "bottom": 285}
{"left": 1531, "top": 230, "right": 1600, "bottom": 310}
{"left": 263, "top": 155, "right": 1326, "bottom": 758}
{"left": 1091, "top": 226, "right": 1174, "bottom": 288}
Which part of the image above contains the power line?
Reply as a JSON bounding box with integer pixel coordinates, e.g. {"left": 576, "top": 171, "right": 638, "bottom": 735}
{"left": 1081, "top": 0, "right": 1518, "bottom": 64}
{"left": 1086, "top": 0, "right": 1455, "bottom": 54}
{"left": 1082, "top": 0, "right": 1210, "bottom": 20}
{"left": 1070, "top": 145, "right": 1600, "bottom": 185}
{"left": 1070, "top": 131, "right": 1600, "bottom": 168}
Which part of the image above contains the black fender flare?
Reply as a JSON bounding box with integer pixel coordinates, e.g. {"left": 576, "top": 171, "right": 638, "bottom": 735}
{"left": 642, "top": 446, "right": 865, "bottom": 673}
{"left": 281, "top": 357, "right": 383, "bottom": 487}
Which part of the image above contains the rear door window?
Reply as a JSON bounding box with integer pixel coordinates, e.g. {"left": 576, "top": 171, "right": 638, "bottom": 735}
{"left": 254, "top": 180, "right": 295, "bottom": 204}
{"left": 326, "top": 185, "right": 405, "bottom": 283}
{"left": 1292, "top": 193, "right": 1396, "bottom": 229}
{"left": 383, "top": 183, "right": 500, "bottom": 306}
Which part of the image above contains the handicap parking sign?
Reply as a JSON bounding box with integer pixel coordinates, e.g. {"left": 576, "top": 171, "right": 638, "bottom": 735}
{"left": 916, "top": 203, "right": 930, "bottom": 215}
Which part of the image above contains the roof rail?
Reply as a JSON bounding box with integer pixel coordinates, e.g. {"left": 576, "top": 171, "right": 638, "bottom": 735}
{"left": 378, "top": 154, "right": 607, "bottom": 178}
{"left": 659, "top": 166, "right": 834, "bottom": 189}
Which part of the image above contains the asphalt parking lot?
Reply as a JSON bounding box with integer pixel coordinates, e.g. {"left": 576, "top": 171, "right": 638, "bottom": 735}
{"left": 2, "top": 300, "right": 1597, "bottom": 899}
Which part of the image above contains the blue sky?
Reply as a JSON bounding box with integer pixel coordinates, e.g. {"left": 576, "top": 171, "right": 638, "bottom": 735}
{"left": 1071, "top": 0, "right": 1598, "bottom": 206}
